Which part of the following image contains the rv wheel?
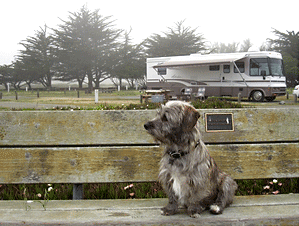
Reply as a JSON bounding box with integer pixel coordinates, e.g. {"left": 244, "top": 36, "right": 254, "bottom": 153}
{"left": 251, "top": 90, "right": 264, "bottom": 102}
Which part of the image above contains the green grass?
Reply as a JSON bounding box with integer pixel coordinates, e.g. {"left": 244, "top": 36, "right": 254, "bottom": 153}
{"left": 0, "top": 182, "right": 166, "bottom": 200}
{"left": 0, "top": 178, "right": 298, "bottom": 200}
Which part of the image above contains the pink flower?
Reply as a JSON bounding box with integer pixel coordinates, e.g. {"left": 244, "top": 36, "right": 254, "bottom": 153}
{"left": 272, "top": 190, "right": 279, "bottom": 195}
{"left": 129, "top": 193, "right": 135, "bottom": 197}
{"left": 278, "top": 183, "right": 283, "bottom": 186}
{"left": 263, "top": 185, "right": 270, "bottom": 190}
{"left": 37, "top": 193, "right": 42, "bottom": 198}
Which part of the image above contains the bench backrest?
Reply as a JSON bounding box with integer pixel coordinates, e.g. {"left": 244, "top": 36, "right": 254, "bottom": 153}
{"left": 0, "top": 108, "right": 298, "bottom": 184}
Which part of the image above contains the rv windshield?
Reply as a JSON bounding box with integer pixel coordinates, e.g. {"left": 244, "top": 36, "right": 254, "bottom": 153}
{"left": 250, "top": 58, "right": 284, "bottom": 76}
{"left": 269, "top": 58, "right": 284, "bottom": 76}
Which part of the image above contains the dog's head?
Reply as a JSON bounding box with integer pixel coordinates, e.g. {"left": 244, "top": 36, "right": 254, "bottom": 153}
{"left": 144, "top": 101, "right": 200, "bottom": 144}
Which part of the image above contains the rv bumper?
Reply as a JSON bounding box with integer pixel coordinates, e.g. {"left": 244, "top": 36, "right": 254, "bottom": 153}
{"left": 271, "top": 87, "right": 286, "bottom": 96}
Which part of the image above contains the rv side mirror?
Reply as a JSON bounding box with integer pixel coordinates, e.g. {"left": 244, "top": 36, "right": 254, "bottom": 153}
{"left": 261, "top": 70, "right": 266, "bottom": 80}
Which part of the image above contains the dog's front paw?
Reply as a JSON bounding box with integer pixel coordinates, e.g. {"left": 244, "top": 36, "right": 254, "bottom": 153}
{"left": 190, "top": 213, "right": 201, "bottom": 218}
{"left": 161, "top": 204, "right": 178, "bottom": 216}
{"left": 187, "top": 205, "right": 205, "bottom": 217}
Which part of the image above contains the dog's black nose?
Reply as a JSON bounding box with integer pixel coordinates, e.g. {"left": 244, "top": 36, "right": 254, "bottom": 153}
{"left": 171, "top": 153, "right": 181, "bottom": 159}
{"left": 144, "top": 122, "right": 154, "bottom": 130}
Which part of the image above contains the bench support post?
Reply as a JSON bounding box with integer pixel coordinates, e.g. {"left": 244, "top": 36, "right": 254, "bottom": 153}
{"left": 73, "top": 184, "right": 84, "bottom": 200}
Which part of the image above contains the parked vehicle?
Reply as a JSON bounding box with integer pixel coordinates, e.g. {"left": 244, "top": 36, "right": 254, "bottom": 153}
{"left": 146, "top": 51, "right": 286, "bottom": 102}
{"left": 293, "top": 85, "right": 299, "bottom": 97}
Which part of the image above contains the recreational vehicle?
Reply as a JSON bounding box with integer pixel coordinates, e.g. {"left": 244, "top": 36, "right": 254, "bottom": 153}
{"left": 146, "top": 51, "right": 286, "bottom": 102}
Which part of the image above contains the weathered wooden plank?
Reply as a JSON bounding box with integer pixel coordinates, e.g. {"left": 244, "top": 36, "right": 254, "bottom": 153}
{"left": 0, "top": 108, "right": 298, "bottom": 146}
{"left": 199, "top": 108, "right": 299, "bottom": 143}
{"left": 0, "top": 146, "right": 162, "bottom": 184}
{"left": 0, "top": 111, "right": 155, "bottom": 145}
{"left": 1, "top": 143, "right": 298, "bottom": 184}
{"left": 210, "top": 143, "right": 299, "bottom": 179}
{"left": 0, "top": 194, "right": 299, "bottom": 225}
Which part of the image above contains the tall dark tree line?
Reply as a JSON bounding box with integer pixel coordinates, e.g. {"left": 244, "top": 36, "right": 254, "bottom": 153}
{"left": 110, "top": 30, "right": 145, "bottom": 88}
{"left": 269, "top": 29, "right": 299, "bottom": 85}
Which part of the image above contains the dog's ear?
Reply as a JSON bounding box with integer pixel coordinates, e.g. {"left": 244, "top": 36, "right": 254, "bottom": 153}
{"left": 182, "top": 105, "right": 200, "bottom": 131}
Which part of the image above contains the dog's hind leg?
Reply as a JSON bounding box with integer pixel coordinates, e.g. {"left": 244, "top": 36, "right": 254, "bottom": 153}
{"left": 210, "top": 176, "right": 237, "bottom": 214}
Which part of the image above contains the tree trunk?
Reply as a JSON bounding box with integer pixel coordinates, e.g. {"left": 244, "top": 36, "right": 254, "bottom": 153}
{"left": 87, "top": 69, "right": 93, "bottom": 93}
{"left": 78, "top": 79, "right": 83, "bottom": 89}
{"left": 119, "top": 78, "right": 122, "bottom": 89}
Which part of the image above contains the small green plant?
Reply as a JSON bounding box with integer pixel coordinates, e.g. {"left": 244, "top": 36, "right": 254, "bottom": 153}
{"left": 21, "top": 184, "right": 54, "bottom": 211}
{"left": 22, "top": 186, "right": 31, "bottom": 211}
{"left": 35, "top": 184, "right": 54, "bottom": 211}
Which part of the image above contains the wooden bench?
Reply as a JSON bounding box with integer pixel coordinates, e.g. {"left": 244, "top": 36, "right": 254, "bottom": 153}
{"left": 141, "top": 90, "right": 171, "bottom": 103}
{"left": 0, "top": 107, "right": 299, "bottom": 225}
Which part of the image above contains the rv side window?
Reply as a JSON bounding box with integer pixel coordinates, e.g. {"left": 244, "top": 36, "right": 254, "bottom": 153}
{"left": 223, "top": 65, "right": 230, "bottom": 73}
{"left": 158, "top": 68, "right": 167, "bottom": 75}
{"left": 250, "top": 58, "right": 269, "bottom": 76}
{"left": 234, "top": 62, "right": 245, "bottom": 73}
{"left": 209, "top": 65, "right": 220, "bottom": 71}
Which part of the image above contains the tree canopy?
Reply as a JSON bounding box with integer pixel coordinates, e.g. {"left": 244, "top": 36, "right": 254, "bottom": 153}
{"left": 17, "top": 25, "right": 54, "bottom": 88}
{"left": 53, "top": 6, "right": 122, "bottom": 91}
{"left": 144, "top": 20, "right": 206, "bottom": 57}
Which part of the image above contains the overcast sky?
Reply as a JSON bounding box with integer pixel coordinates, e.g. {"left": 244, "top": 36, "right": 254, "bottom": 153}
{"left": 1, "top": 0, "right": 298, "bottom": 65}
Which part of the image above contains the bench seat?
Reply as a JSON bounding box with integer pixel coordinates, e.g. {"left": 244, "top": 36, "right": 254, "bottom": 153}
{"left": 1, "top": 194, "right": 299, "bottom": 225}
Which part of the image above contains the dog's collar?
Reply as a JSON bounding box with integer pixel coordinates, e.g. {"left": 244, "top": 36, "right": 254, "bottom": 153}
{"left": 169, "top": 141, "right": 200, "bottom": 159}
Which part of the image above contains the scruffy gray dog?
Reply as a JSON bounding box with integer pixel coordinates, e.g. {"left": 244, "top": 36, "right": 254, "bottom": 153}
{"left": 144, "top": 101, "right": 237, "bottom": 218}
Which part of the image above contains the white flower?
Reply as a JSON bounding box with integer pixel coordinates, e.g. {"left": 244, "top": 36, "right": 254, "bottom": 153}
{"left": 273, "top": 179, "right": 278, "bottom": 183}
{"left": 48, "top": 187, "right": 53, "bottom": 192}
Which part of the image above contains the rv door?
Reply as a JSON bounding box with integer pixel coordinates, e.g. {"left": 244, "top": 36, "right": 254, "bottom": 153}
{"left": 233, "top": 61, "right": 248, "bottom": 87}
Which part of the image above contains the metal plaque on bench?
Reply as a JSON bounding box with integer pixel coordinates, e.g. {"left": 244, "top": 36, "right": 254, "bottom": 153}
{"left": 205, "top": 113, "right": 234, "bottom": 132}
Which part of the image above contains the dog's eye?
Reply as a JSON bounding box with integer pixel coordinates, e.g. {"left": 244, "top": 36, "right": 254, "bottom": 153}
{"left": 161, "top": 114, "right": 168, "bottom": 122}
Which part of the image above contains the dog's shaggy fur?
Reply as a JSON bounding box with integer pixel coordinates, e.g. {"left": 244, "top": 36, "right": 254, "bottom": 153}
{"left": 144, "top": 101, "right": 237, "bottom": 218}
